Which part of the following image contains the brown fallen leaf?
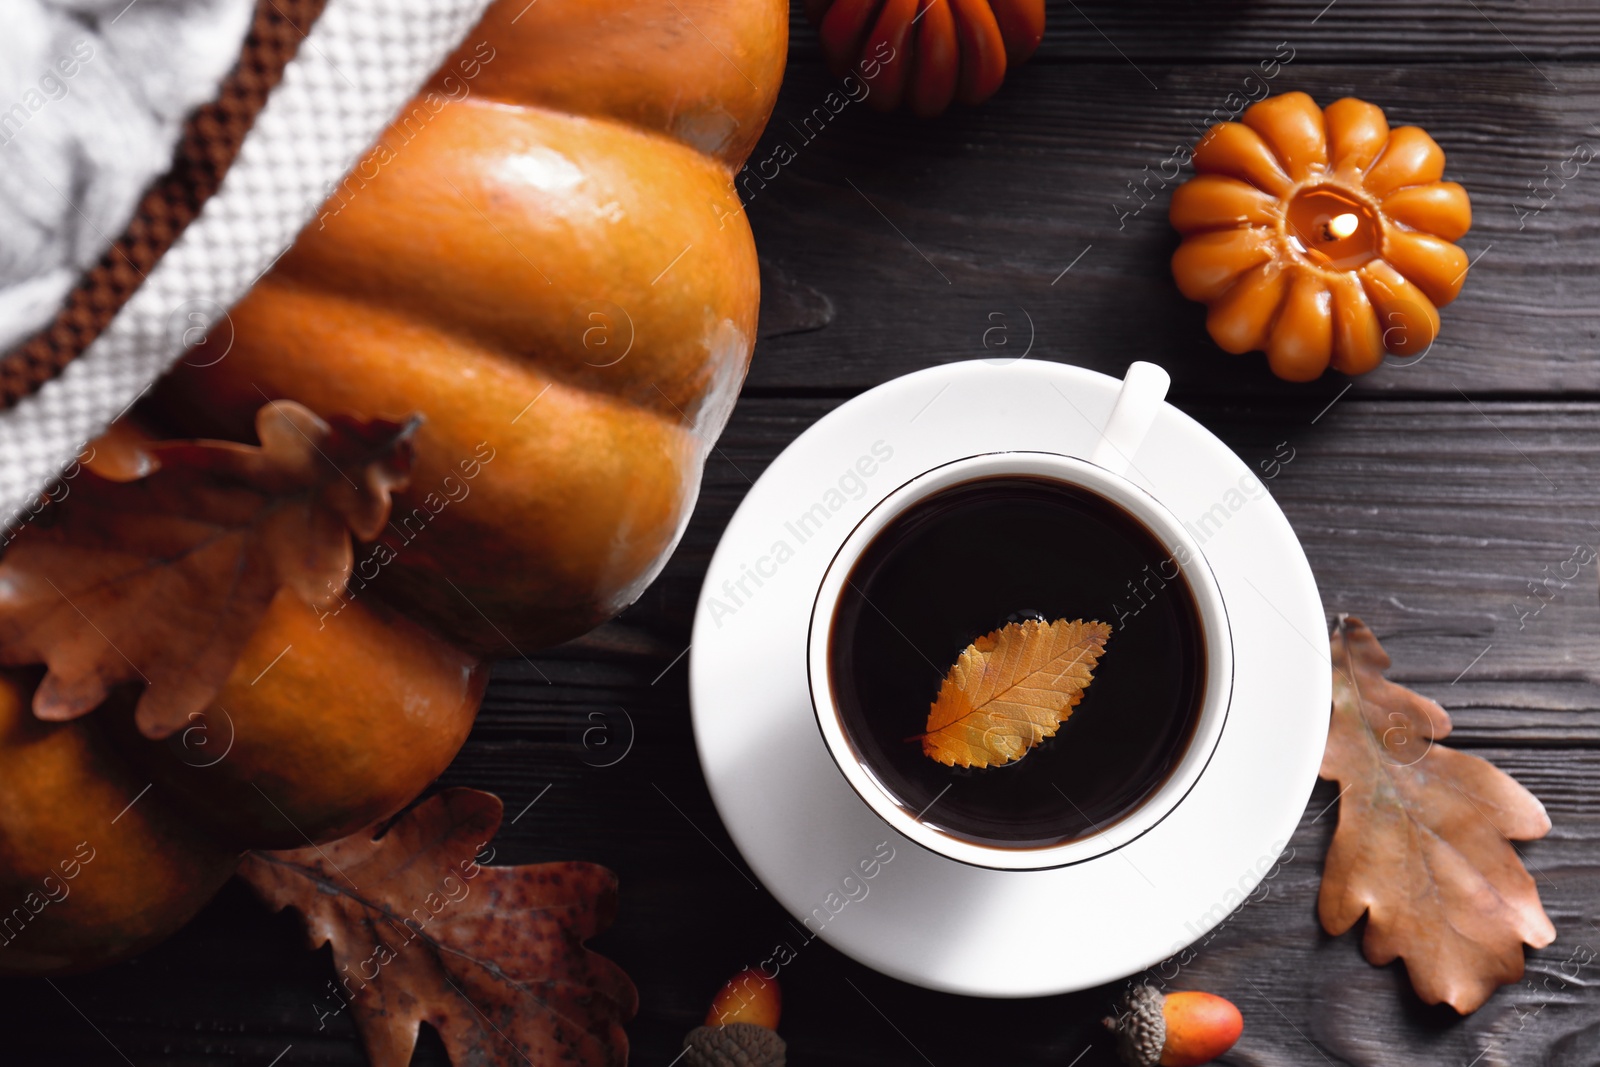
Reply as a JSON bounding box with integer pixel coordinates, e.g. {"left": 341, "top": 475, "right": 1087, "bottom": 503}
{"left": 80, "top": 414, "right": 164, "bottom": 482}
{"left": 239, "top": 788, "right": 637, "bottom": 1066}
{"left": 1320, "top": 616, "right": 1556, "bottom": 1014}
{"left": 0, "top": 401, "right": 415, "bottom": 738}
{"left": 918, "top": 617, "right": 1111, "bottom": 768}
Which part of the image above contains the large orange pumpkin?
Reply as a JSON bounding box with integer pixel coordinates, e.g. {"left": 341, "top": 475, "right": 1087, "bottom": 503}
{"left": 149, "top": 0, "right": 790, "bottom": 653}
{"left": 0, "top": 0, "right": 788, "bottom": 975}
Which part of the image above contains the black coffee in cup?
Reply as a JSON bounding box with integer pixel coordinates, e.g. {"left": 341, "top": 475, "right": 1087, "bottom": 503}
{"left": 826, "top": 475, "right": 1207, "bottom": 851}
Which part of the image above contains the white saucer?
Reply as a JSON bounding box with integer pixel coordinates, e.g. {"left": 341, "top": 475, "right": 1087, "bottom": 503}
{"left": 689, "top": 359, "right": 1328, "bottom": 998}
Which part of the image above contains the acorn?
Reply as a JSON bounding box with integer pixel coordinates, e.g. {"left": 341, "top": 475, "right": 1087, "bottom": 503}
{"left": 682, "top": 1022, "right": 786, "bottom": 1067}
{"left": 684, "top": 968, "right": 786, "bottom": 1067}
{"left": 1102, "top": 984, "right": 1243, "bottom": 1067}
{"left": 706, "top": 966, "right": 781, "bottom": 1029}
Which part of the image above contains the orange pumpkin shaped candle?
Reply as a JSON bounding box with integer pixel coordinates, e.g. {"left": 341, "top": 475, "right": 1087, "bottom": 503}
{"left": 1170, "top": 92, "right": 1472, "bottom": 382}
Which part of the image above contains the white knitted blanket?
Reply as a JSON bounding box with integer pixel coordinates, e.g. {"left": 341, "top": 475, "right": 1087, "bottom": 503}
{"left": 0, "top": 0, "right": 254, "bottom": 354}
{"left": 0, "top": 0, "right": 494, "bottom": 526}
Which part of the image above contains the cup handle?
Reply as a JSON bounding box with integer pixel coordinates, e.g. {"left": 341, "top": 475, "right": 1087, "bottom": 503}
{"left": 1089, "top": 361, "right": 1171, "bottom": 478}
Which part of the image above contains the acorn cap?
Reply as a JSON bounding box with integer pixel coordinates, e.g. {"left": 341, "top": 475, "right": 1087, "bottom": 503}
{"left": 683, "top": 1022, "right": 787, "bottom": 1067}
{"left": 1102, "top": 983, "right": 1166, "bottom": 1067}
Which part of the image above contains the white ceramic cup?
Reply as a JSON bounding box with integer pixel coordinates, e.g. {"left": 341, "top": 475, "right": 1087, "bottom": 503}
{"left": 806, "top": 363, "right": 1235, "bottom": 871}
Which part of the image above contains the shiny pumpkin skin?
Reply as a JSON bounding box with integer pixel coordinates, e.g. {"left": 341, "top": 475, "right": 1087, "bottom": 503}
{"left": 0, "top": 669, "right": 237, "bottom": 976}
{"left": 149, "top": 0, "right": 790, "bottom": 653}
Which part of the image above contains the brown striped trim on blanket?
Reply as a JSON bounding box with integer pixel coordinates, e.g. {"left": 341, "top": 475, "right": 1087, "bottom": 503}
{"left": 0, "top": 0, "right": 330, "bottom": 408}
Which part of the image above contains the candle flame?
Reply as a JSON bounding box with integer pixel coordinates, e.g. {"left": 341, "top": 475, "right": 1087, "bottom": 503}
{"left": 1328, "top": 212, "right": 1360, "bottom": 240}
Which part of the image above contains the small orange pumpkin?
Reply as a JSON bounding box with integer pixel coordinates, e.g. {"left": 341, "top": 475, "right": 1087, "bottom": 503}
{"left": 806, "top": 0, "right": 1045, "bottom": 116}
{"left": 1170, "top": 92, "right": 1472, "bottom": 382}
{"left": 0, "top": 668, "right": 238, "bottom": 975}
{"left": 0, "top": 417, "right": 486, "bottom": 974}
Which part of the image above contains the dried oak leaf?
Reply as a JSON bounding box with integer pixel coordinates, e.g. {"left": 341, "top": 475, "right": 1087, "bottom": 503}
{"left": 1320, "top": 616, "right": 1555, "bottom": 1014}
{"left": 0, "top": 401, "right": 414, "bottom": 738}
{"left": 918, "top": 617, "right": 1111, "bottom": 768}
{"left": 80, "top": 414, "right": 164, "bottom": 482}
{"left": 240, "top": 787, "right": 637, "bottom": 1067}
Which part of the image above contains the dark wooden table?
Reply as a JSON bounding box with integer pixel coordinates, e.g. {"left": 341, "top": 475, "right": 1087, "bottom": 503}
{"left": 9, "top": 1, "right": 1600, "bottom": 1062}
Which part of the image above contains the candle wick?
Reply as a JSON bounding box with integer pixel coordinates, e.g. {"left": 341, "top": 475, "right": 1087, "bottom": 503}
{"left": 1326, "top": 212, "right": 1360, "bottom": 241}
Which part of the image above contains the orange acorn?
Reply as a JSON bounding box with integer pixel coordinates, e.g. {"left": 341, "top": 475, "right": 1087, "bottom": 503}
{"left": 685, "top": 968, "right": 786, "bottom": 1067}
{"left": 1103, "top": 984, "right": 1243, "bottom": 1067}
{"left": 706, "top": 966, "right": 782, "bottom": 1029}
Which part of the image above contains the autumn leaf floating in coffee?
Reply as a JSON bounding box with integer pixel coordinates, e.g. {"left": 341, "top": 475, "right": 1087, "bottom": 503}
{"left": 916, "top": 618, "right": 1111, "bottom": 769}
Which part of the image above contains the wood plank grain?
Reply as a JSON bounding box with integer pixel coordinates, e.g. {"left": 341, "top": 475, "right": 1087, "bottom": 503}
{"left": 788, "top": 1, "right": 1600, "bottom": 62}
{"left": 745, "top": 62, "right": 1600, "bottom": 399}
{"left": 10, "top": 737, "right": 1593, "bottom": 1066}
